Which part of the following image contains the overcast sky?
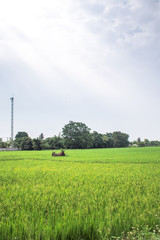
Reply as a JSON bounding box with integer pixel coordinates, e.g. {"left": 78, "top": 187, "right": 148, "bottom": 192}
{"left": 0, "top": 0, "right": 160, "bottom": 141}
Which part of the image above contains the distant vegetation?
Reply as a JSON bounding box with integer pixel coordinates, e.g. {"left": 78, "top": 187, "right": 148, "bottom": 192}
{"left": 0, "top": 121, "right": 160, "bottom": 150}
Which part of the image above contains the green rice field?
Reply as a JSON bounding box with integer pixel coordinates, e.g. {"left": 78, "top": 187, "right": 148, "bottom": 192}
{"left": 0, "top": 147, "right": 160, "bottom": 239}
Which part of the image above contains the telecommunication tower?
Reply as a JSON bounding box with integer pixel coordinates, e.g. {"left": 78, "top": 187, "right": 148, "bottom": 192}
{"left": 10, "top": 97, "right": 14, "bottom": 141}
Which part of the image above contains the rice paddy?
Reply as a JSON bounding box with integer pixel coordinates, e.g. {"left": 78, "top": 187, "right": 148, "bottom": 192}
{"left": 0, "top": 147, "right": 160, "bottom": 239}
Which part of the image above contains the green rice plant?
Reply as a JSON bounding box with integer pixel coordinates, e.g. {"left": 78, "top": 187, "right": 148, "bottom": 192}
{"left": 0, "top": 147, "right": 160, "bottom": 163}
{"left": 0, "top": 147, "right": 159, "bottom": 239}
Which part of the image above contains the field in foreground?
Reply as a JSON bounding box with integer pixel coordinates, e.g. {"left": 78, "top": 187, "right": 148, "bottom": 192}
{"left": 0, "top": 147, "right": 160, "bottom": 240}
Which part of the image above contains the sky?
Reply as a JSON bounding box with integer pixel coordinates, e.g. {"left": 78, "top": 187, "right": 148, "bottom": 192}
{"left": 0, "top": 0, "right": 160, "bottom": 142}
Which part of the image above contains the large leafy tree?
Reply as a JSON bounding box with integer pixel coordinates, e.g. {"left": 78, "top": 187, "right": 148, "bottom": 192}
{"left": 14, "top": 131, "right": 29, "bottom": 150}
{"left": 105, "top": 133, "right": 114, "bottom": 148}
{"left": 21, "top": 137, "right": 33, "bottom": 150}
{"left": 62, "top": 121, "right": 91, "bottom": 149}
{"left": 32, "top": 138, "right": 42, "bottom": 150}
{"left": 105, "top": 132, "right": 129, "bottom": 148}
{"left": 113, "top": 131, "right": 129, "bottom": 147}
{"left": 15, "top": 132, "right": 28, "bottom": 139}
{"left": 91, "top": 131, "right": 105, "bottom": 148}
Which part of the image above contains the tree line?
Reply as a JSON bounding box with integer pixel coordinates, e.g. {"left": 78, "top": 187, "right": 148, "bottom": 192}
{"left": 0, "top": 121, "right": 160, "bottom": 150}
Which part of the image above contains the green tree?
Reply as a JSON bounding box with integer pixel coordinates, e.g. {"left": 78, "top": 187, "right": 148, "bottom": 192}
{"left": 41, "top": 139, "right": 50, "bottom": 150}
{"left": 14, "top": 132, "right": 29, "bottom": 150}
{"left": 105, "top": 132, "right": 129, "bottom": 148}
{"left": 32, "top": 138, "right": 42, "bottom": 150}
{"left": 138, "top": 141, "right": 145, "bottom": 147}
{"left": 39, "top": 133, "right": 44, "bottom": 140}
{"left": 51, "top": 135, "right": 64, "bottom": 149}
{"left": 41, "top": 136, "right": 64, "bottom": 150}
{"left": 91, "top": 131, "right": 105, "bottom": 148}
{"left": 15, "top": 132, "right": 28, "bottom": 139}
{"left": 112, "top": 131, "right": 129, "bottom": 148}
{"left": 137, "top": 137, "right": 141, "bottom": 145}
{"left": 21, "top": 137, "right": 33, "bottom": 150}
{"left": 13, "top": 138, "right": 23, "bottom": 150}
{"left": 0, "top": 138, "right": 5, "bottom": 148}
{"left": 105, "top": 133, "right": 114, "bottom": 148}
{"left": 62, "top": 121, "right": 91, "bottom": 149}
{"left": 101, "top": 134, "right": 111, "bottom": 148}
{"left": 144, "top": 139, "right": 150, "bottom": 146}
{"left": 150, "top": 140, "right": 160, "bottom": 146}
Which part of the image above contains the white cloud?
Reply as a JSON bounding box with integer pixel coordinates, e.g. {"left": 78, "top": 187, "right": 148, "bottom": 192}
{"left": 0, "top": 0, "right": 160, "bottom": 140}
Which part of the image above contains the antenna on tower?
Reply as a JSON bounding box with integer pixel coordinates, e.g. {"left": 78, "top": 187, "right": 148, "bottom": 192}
{"left": 10, "top": 97, "right": 14, "bottom": 141}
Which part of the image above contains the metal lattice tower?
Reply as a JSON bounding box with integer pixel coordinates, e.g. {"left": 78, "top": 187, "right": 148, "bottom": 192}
{"left": 10, "top": 97, "right": 14, "bottom": 141}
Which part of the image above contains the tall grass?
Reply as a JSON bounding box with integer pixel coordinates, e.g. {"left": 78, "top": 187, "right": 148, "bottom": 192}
{"left": 0, "top": 147, "right": 160, "bottom": 239}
